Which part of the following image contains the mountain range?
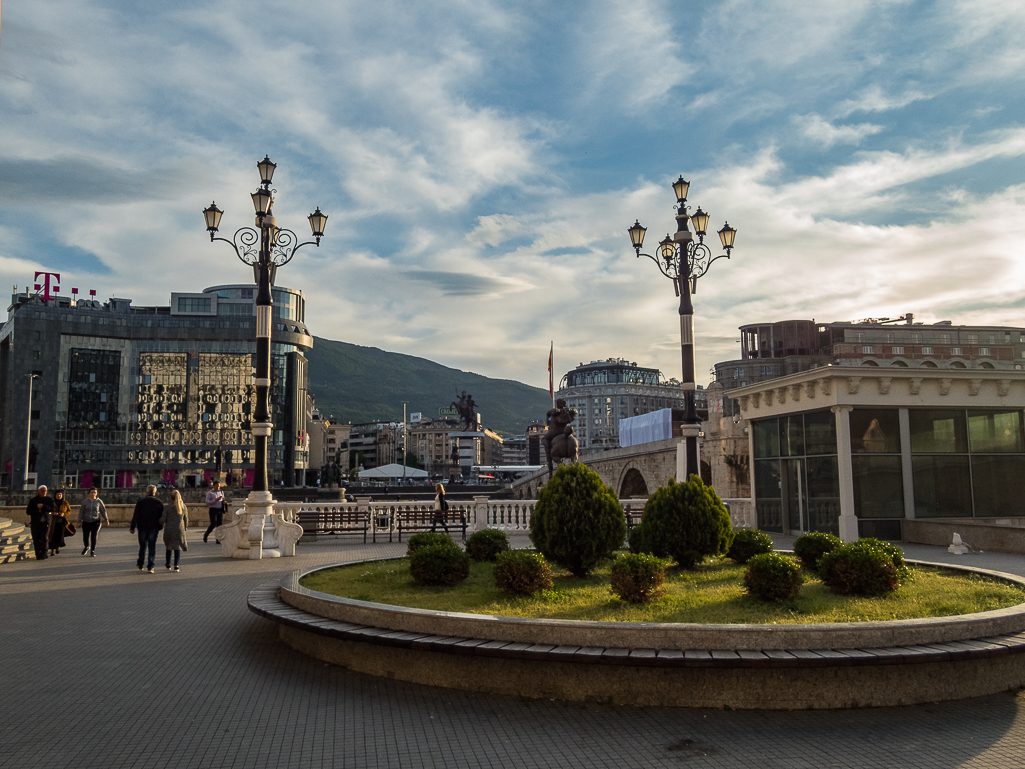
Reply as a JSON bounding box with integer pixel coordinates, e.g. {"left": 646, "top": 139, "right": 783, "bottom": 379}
{"left": 306, "top": 336, "right": 552, "bottom": 436}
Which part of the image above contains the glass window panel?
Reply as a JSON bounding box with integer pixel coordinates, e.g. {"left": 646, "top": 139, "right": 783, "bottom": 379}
{"left": 806, "top": 456, "right": 839, "bottom": 498}
{"left": 913, "top": 456, "right": 972, "bottom": 517}
{"left": 971, "top": 455, "right": 1025, "bottom": 516}
{"left": 852, "top": 456, "right": 904, "bottom": 518}
{"left": 804, "top": 410, "right": 837, "bottom": 455}
{"left": 805, "top": 455, "right": 840, "bottom": 534}
{"left": 754, "top": 459, "right": 781, "bottom": 499}
{"left": 910, "top": 410, "right": 968, "bottom": 453}
{"left": 850, "top": 409, "right": 900, "bottom": 453}
{"left": 968, "top": 410, "right": 1024, "bottom": 453}
{"left": 780, "top": 415, "right": 805, "bottom": 457}
{"left": 752, "top": 419, "right": 779, "bottom": 458}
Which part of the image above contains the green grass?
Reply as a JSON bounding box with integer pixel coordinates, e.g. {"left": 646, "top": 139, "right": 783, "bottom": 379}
{"left": 299, "top": 554, "right": 1025, "bottom": 625}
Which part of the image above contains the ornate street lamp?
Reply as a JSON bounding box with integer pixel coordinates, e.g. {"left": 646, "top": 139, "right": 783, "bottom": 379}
{"left": 203, "top": 157, "right": 327, "bottom": 559}
{"left": 628, "top": 176, "right": 736, "bottom": 479}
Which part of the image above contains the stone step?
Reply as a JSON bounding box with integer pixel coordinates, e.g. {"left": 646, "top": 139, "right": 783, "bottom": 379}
{"left": 0, "top": 541, "right": 32, "bottom": 555}
{"left": 0, "top": 522, "right": 27, "bottom": 538}
{"left": 0, "top": 551, "right": 31, "bottom": 564}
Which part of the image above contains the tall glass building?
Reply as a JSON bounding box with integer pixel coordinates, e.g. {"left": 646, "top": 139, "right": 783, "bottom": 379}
{"left": 0, "top": 284, "right": 312, "bottom": 490}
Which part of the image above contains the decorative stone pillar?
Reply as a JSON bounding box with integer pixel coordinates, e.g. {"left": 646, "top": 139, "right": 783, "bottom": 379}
{"left": 832, "top": 405, "right": 858, "bottom": 542}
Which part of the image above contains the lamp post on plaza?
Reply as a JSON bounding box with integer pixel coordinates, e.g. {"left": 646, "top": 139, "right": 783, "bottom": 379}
{"left": 627, "top": 176, "right": 736, "bottom": 479}
{"left": 202, "top": 156, "right": 327, "bottom": 558}
{"left": 23, "top": 373, "right": 40, "bottom": 490}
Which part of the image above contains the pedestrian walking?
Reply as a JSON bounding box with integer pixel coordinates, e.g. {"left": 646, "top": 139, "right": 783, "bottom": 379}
{"left": 204, "top": 481, "right": 225, "bottom": 544}
{"left": 78, "top": 487, "right": 109, "bottom": 556}
{"left": 129, "top": 485, "right": 164, "bottom": 573}
{"left": 430, "top": 482, "right": 449, "bottom": 533}
{"left": 163, "top": 490, "right": 188, "bottom": 572}
{"left": 26, "top": 485, "right": 55, "bottom": 561}
{"left": 47, "top": 490, "right": 72, "bottom": 555}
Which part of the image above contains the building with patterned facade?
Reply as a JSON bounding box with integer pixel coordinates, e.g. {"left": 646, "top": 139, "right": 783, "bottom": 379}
{"left": 0, "top": 283, "right": 312, "bottom": 490}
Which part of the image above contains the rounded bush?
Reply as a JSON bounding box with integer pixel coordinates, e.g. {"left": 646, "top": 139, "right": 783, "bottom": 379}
{"left": 610, "top": 553, "right": 669, "bottom": 603}
{"left": 818, "top": 538, "right": 910, "bottom": 596}
{"left": 637, "top": 475, "right": 734, "bottom": 569}
{"left": 727, "top": 529, "right": 774, "bottom": 564}
{"left": 529, "top": 463, "right": 626, "bottom": 577}
{"left": 793, "top": 531, "right": 843, "bottom": 571}
{"left": 744, "top": 552, "right": 804, "bottom": 602}
{"left": 406, "top": 532, "right": 454, "bottom": 558}
{"left": 493, "top": 550, "right": 553, "bottom": 596}
{"left": 465, "top": 529, "right": 510, "bottom": 562}
{"left": 409, "top": 543, "right": 470, "bottom": 587}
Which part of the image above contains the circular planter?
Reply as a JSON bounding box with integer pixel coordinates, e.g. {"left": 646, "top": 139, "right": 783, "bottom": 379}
{"left": 255, "top": 558, "right": 1025, "bottom": 709}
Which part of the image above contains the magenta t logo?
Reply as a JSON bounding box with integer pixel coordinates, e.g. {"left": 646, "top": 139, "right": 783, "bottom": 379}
{"left": 33, "top": 271, "right": 60, "bottom": 300}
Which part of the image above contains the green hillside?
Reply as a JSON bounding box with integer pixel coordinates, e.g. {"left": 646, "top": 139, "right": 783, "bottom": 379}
{"left": 306, "top": 336, "right": 551, "bottom": 436}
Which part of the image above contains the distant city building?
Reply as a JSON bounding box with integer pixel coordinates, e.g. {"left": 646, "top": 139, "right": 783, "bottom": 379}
{"left": 305, "top": 398, "right": 351, "bottom": 484}
{"left": 500, "top": 420, "right": 544, "bottom": 466}
{"left": 0, "top": 283, "right": 312, "bottom": 490}
{"left": 555, "top": 358, "right": 697, "bottom": 453}
{"left": 409, "top": 415, "right": 503, "bottom": 480}
{"left": 714, "top": 314, "right": 1025, "bottom": 395}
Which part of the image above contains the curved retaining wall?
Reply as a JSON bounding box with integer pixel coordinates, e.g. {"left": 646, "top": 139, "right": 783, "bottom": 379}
{"left": 253, "top": 559, "right": 1025, "bottom": 709}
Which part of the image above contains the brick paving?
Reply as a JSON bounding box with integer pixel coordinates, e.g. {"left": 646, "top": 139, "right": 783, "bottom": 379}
{"left": 2, "top": 530, "right": 1025, "bottom": 768}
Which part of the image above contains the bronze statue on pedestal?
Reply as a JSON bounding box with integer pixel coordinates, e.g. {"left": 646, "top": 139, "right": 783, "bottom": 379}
{"left": 542, "top": 398, "right": 578, "bottom": 477}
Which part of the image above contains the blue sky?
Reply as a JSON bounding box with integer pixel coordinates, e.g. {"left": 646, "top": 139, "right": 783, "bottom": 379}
{"left": 1, "top": 0, "right": 1024, "bottom": 393}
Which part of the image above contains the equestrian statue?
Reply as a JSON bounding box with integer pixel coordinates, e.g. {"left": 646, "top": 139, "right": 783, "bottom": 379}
{"left": 542, "top": 398, "right": 579, "bottom": 477}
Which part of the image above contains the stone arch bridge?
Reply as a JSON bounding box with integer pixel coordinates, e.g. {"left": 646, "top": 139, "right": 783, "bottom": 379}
{"left": 511, "top": 438, "right": 684, "bottom": 501}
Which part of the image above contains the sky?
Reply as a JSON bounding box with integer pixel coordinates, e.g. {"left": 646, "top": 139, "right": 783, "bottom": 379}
{"left": 2, "top": 0, "right": 1025, "bottom": 392}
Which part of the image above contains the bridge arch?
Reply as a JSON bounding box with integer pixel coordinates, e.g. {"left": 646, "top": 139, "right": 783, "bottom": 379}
{"left": 617, "top": 464, "right": 653, "bottom": 499}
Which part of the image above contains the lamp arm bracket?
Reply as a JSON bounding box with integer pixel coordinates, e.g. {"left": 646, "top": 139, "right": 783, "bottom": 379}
{"left": 210, "top": 227, "right": 260, "bottom": 266}
{"left": 636, "top": 250, "right": 680, "bottom": 282}
{"left": 270, "top": 228, "right": 320, "bottom": 267}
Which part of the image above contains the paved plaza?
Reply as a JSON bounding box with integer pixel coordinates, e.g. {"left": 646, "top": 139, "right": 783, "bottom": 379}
{"left": 2, "top": 529, "right": 1025, "bottom": 769}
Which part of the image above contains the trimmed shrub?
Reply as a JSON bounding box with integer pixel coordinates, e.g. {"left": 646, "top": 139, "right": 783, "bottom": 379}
{"left": 465, "top": 529, "right": 510, "bottom": 562}
{"left": 793, "top": 531, "right": 843, "bottom": 572}
{"left": 818, "top": 538, "right": 910, "bottom": 596}
{"left": 409, "top": 543, "right": 470, "bottom": 587}
{"left": 727, "top": 529, "right": 774, "bottom": 564}
{"left": 493, "top": 550, "right": 553, "bottom": 596}
{"left": 744, "top": 552, "right": 804, "bottom": 602}
{"left": 610, "top": 553, "right": 669, "bottom": 603}
{"left": 529, "top": 463, "right": 626, "bottom": 577}
{"left": 638, "top": 475, "right": 734, "bottom": 569}
{"left": 406, "top": 532, "right": 453, "bottom": 558}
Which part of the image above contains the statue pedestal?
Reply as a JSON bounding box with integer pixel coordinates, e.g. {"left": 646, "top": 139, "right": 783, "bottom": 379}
{"left": 215, "top": 491, "right": 303, "bottom": 560}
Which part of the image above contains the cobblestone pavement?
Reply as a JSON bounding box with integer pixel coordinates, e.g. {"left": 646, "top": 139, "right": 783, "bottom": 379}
{"left": 2, "top": 530, "right": 1025, "bottom": 769}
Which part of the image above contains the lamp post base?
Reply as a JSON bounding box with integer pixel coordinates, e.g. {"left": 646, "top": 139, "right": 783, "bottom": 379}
{"left": 215, "top": 490, "right": 303, "bottom": 560}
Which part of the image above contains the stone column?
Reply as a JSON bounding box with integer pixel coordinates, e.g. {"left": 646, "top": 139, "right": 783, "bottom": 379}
{"left": 898, "top": 408, "right": 915, "bottom": 520}
{"left": 832, "top": 405, "right": 858, "bottom": 542}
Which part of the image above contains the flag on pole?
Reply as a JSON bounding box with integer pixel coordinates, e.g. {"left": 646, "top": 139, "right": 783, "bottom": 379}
{"left": 548, "top": 342, "right": 554, "bottom": 404}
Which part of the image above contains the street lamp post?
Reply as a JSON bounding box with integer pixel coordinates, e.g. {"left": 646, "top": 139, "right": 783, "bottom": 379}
{"left": 23, "top": 373, "right": 40, "bottom": 490}
{"left": 628, "top": 176, "right": 736, "bottom": 480}
{"left": 203, "top": 156, "right": 327, "bottom": 559}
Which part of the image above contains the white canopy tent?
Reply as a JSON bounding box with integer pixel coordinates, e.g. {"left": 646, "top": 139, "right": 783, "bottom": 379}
{"left": 357, "top": 463, "right": 429, "bottom": 479}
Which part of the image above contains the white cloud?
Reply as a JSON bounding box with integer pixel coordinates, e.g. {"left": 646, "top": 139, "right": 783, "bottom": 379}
{"left": 795, "top": 114, "right": 884, "bottom": 148}
{"left": 835, "top": 85, "right": 931, "bottom": 117}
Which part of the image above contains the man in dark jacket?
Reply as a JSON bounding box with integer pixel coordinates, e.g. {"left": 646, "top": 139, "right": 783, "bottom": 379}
{"left": 27, "top": 485, "right": 55, "bottom": 561}
{"left": 129, "top": 485, "right": 164, "bottom": 573}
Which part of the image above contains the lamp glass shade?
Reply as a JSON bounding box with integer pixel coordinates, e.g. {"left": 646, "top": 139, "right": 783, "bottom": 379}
{"left": 627, "top": 220, "right": 646, "bottom": 249}
{"left": 672, "top": 175, "right": 690, "bottom": 203}
{"left": 718, "top": 222, "right": 737, "bottom": 249}
{"left": 203, "top": 202, "right": 223, "bottom": 232}
{"left": 251, "top": 187, "right": 273, "bottom": 215}
{"left": 658, "top": 235, "right": 676, "bottom": 261}
{"left": 690, "top": 207, "right": 710, "bottom": 236}
{"left": 308, "top": 207, "right": 328, "bottom": 237}
{"left": 257, "top": 155, "right": 277, "bottom": 185}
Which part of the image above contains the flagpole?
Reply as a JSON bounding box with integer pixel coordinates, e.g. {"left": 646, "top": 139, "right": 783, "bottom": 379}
{"left": 549, "top": 341, "right": 555, "bottom": 408}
